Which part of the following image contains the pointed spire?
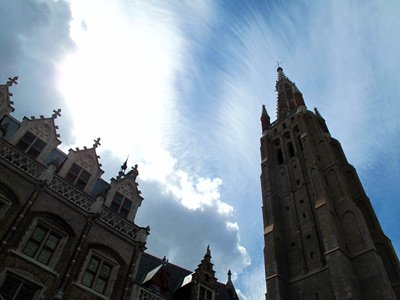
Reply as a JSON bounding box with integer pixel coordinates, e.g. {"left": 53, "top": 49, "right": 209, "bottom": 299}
{"left": 206, "top": 245, "right": 211, "bottom": 257}
{"left": 261, "top": 105, "right": 270, "bottom": 132}
{"left": 227, "top": 270, "right": 232, "bottom": 282}
{"left": 275, "top": 67, "right": 306, "bottom": 118}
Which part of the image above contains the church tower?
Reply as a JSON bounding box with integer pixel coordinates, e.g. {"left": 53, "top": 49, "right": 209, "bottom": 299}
{"left": 260, "top": 67, "right": 400, "bottom": 300}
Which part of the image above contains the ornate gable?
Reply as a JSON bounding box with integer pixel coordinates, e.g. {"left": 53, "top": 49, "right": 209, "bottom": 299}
{"left": 58, "top": 138, "right": 104, "bottom": 194}
{"left": 105, "top": 163, "right": 143, "bottom": 222}
{"left": 8, "top": 110, "right": 62, "bottom": 163}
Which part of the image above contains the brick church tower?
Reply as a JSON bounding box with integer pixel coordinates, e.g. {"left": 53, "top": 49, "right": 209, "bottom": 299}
{"left": 260, "top": 67, "right": 400, "bottom": 300}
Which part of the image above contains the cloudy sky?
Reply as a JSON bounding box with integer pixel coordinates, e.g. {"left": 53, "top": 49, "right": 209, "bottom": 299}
{"left": 1, "top": 0, "right": 400, "bottom": 299}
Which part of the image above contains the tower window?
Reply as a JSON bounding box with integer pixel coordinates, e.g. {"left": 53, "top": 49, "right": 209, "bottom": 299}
{"left": 277, "top": 149, "right": 284, "bottom": 165}
{"left": 0, "top": 273, "right": 40, "bottom": 300}
{"left": 286, "top": 206, "right": 290, "bottom": 210}
{"left": 282, "top": 123, "right": 286, "bottom": 129}
{"left": 306, "top": 234, "right": 311, "bottom": 240}
{"left": 288, "top": 142, "right": 295, "bottom": 157}
{"left": 65, "top": 163, "right": 91, "bottom": 190}
{"left": 300, "top": 199, "right": 304, "bottom": 204}
{"left": 315, "top": 293, "right": 320, "bottom": 300}
{"left": 291, "top": 242, "right": 295, "bottom": 247}
{"left": 297, "top": 136, "right": 304, "bottom": 151}
{"left": 303, "top": 213, "right": 306, "bottom": 218}
{"left": 110, "top": 192, "right": 133, "bottom": 218}
{"left": 296, "top": 180, "right": 300, "bottom": 185}
{"left": 310, "top": 252, "right": 314, "bottom": 259}
{"left": 16, "top": 131, "right": 47, "bottom": 159}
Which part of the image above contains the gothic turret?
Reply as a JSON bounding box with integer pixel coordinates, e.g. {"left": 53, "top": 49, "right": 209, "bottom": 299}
{"left": 261, "top": 105, "right": 270, "bottom": 132}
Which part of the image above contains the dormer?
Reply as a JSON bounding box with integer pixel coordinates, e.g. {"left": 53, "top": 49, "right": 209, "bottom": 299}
{"left": 0, "top": 77, "right": 17, "bottom": 120}
{"left": 105, "top": 164, "right": 143, "bottom": 222}
{"left": 8, "top": 109, "right": 62, "bottom": 164}
{"left": 57, "top": 138, "right": 104, "bottom": 194}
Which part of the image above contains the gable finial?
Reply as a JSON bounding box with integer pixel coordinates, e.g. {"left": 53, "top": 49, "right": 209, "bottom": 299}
{"left": 52, "top": 108, "right": 62, "bottom": 119}
{"left": 93, "top": 137, "right": 101, "bottom": 148}
{"left": 275, "top": 61, "right": 282, "bottom": 68}
{"left": 6, "top": 76, "right": 18, "bottom": 87}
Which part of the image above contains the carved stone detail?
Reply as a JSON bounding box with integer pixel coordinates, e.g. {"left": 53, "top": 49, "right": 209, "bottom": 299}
{"left": 75, "top": 154, "right": 95, "bottom": 171}
{"left": 30, "top": 123, "right": 51, "bottom": 141}
{"left": 0, "top": 139, "right": 44, "bottom": 178}
{"left": 138, "top": 287, "right": 164, "bottom": 300}
{"left": 117, "top": 182, "right": 135, "bottom": 199}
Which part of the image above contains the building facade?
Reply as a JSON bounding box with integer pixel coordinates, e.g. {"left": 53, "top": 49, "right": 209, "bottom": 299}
{"left": 260, "top": 67, "right": 400, "bottom": 300}
{"left": 0, "top": 77, "right": 239, "bottom": 300}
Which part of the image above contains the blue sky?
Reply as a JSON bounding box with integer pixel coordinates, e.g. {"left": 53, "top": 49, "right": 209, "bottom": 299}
{"left": 1, "top": 0, "right": 400, "bottom": 299}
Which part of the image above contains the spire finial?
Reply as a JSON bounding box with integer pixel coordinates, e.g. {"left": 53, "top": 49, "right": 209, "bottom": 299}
{"left": 93, "top": 137, "right": 101, "bottom": 148}
{"left": 6, "top": 76, "right": 18, "bottom": 87}
{"left": 52, "top": 108, "right": 62, "bottom": 119}
{"left": 206, "top": 245, "right": 211, "bottom": 257}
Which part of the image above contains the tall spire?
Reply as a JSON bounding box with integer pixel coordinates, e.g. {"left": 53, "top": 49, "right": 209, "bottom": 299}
{"left": 275, "top": 67, "right": 305, "bottom": 118}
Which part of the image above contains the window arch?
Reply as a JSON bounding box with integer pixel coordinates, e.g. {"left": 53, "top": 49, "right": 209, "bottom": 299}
{"left": 0, "top": 182, "right": 19, "bottom": 220}
{"left": 77, "top": 246, "right": 122, "bottom": 297}
{"left": 17, "top": 213, "right": 73, "bottom": 269}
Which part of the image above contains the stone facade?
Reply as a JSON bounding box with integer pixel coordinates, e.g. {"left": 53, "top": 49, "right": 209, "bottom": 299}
{"left": 260, "top": 67, "right": 400, "bottom": 300}
{"left": 0, "top": 78, "right": 239, "bottom": 300}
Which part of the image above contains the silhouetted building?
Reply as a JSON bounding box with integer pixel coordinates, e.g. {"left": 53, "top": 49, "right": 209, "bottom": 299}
{"left": 260, "top": 67, "right": 400, "bottom": 300}
{"left": 0, "top": 78, "right": 239, "bottom": 300}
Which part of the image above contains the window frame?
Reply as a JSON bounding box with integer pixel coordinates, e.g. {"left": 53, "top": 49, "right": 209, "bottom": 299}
{"left": 16, "top": 131, "right": 47, "bottom": 159}
{"left": 198, "top": 284, "right": 213, "bottom": 300}
{"left": 0, "top": 187, "right": 13, "bottom": 220}
{"left": 76, "top": 250, "right": 119, "bottom": 299}
{"left": 0, "top": 272, "right": 41, "bottom": 300}
{"left": 110, "top": 192, "right": 132, "bottom": 218}
{"left": 18, "top": 219, "right": 67, "bottom": 269}
{"left": 65, "top": 163, "right": 92, "bottom": 190}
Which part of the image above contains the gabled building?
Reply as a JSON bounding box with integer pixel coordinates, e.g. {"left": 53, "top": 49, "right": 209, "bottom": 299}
{"left": 260, "top": 67, "right": 400, "bottom": 299}
{"left": 132, "top": 247, "right": 239, "bottom": 300}
{"left": 0, "top": 77, "right": 240, "bottom": 300}
{"left": 0, "top": 77, "right": 149, "bottom": 300}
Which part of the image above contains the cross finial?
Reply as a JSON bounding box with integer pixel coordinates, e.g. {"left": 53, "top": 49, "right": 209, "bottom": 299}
{"left": 93, "top": 137, "right": 101, "bottom": 148}
{"left": 6, "top": 76, "right": 18, "bottom": 87}
{"left": 275, "top": 61, "right": 282, "bottom": 68}
{"left": 52, "top": 108, "right": 62, "bottom": 119}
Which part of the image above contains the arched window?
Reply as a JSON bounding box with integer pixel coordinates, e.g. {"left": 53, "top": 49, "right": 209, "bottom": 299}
{"left": 0, "top": 183, "right": 18, "bottom": 220}
{"left": 288, "top": 142, "right": 295, "bottom": 157}
{"left": 77, "top": 248, "right": 120, "bottom": 297}
{"left": 18, "top": 218, "right": 69, "bottom": 268}
{"left": 276, "top": 149, "right": 284, "bottom": 165}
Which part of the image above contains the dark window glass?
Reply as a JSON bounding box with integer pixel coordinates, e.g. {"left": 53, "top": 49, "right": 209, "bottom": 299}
{"left": 0, "top": 273, "right": 40, "bottom": 300}
{"left": 111, "top": 192, "right": 132, "bottom": 218}
{"left": 22, "top": 225, "right": 61, "bottom": 265}
{"left": 65, "top": 163, "right": 91, "bottom": 190}
{"left": 82, "top": 256, "right": 112, "bottom": 295}
{"left": 16, "top": 132, "right": 47, "bottom": 159}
